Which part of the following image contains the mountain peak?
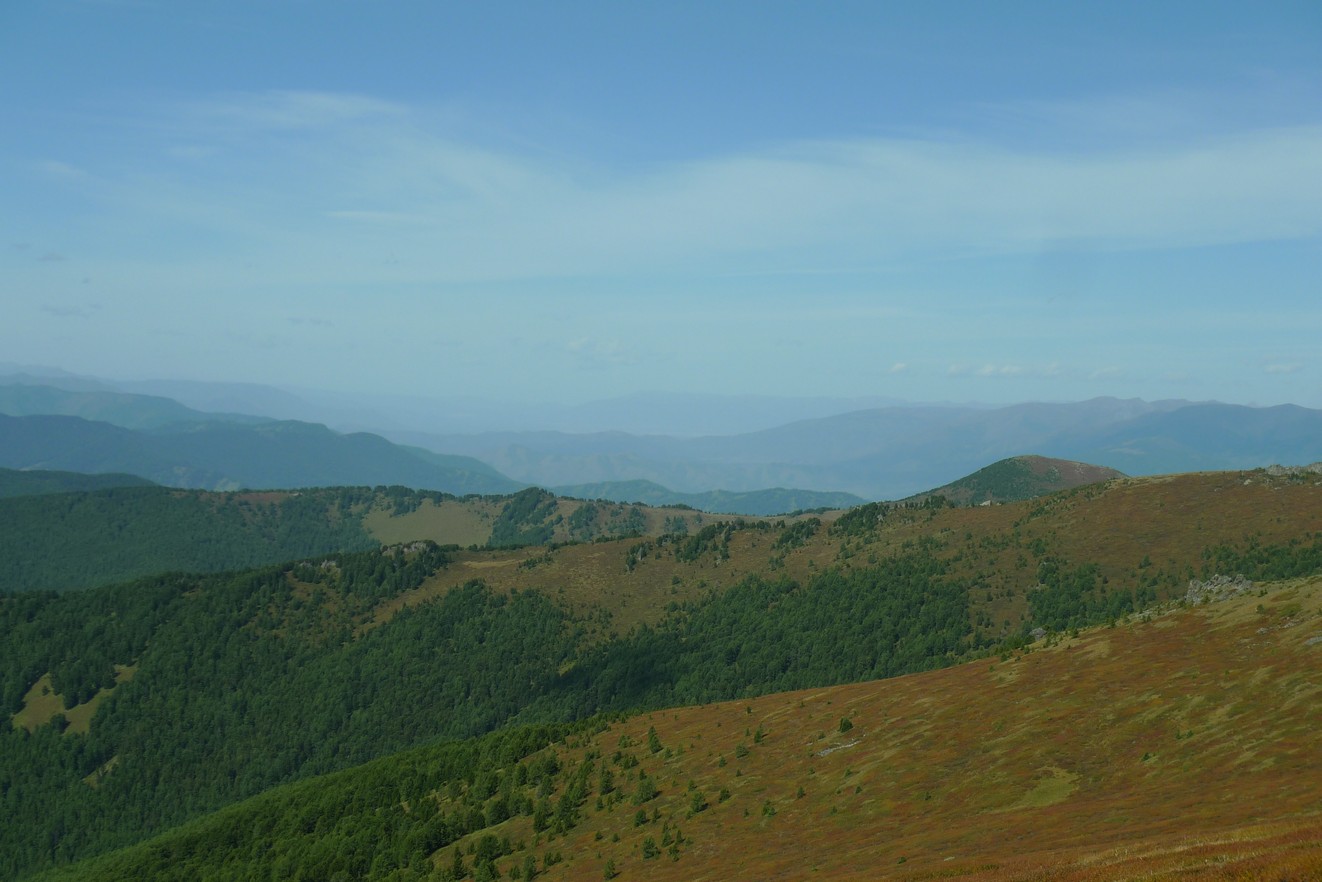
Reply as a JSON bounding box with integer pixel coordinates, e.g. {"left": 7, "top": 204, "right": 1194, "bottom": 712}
{"left": 903, "top": 455, "right": 1126, "bottom": 505}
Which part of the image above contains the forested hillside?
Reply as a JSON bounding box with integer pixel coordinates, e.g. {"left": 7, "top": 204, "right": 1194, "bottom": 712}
{"left": 26, "top": 571, "right": 1322, "bottom": 882}
{"left": 0, "top": 467, "right": 155, "bottom": 498}
{"left": 0, "top": 484, "right": 706, "bottom": 594}
{"left": 4, "top": 466, "right": 1321, "bottom": 879}
{"left": 1, "top": 541, "right": 979, "bottom": 878}
{"left": 0, "top": 486, "right": 377, "bottom": 593}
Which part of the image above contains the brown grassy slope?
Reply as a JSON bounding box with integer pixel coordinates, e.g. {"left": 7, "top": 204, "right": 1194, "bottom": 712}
{"left": 362, "top": 497, "right": 503, "bottom": 547}
{"left": 365, "top": 530, "right": 777, "bottom": 637}
{"left": 465, "top": 574, "right": 1322, "bottom": 881}
{"left": 368, "top": 468, "right": 1322, "bottom": 641}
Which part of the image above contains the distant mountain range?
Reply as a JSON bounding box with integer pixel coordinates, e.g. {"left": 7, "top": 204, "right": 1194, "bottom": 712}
{"left": 404, "top": 398, "right": 1322, "bottom": 498}
{"left": 4, "top": 368, "right": 1321, "bottom": 504}
{"left": 0, "top": 382, "right": 267, "bottom": 431}
{"left": 0, "top": 381, "right": 860, "bottom": 515}
{"left": 0, "top": 412, "right": 521, "bottom": 496}
{"left": 0, "top": 364, "right": 913, "bottom": 436}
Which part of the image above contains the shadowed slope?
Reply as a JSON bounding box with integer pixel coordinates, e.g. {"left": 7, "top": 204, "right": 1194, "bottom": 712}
{"left": 486, "top": 574, "right": 1322, "bottom": 881}
{"left": 35, "top": 574, "right": 1322, "bottom": 881}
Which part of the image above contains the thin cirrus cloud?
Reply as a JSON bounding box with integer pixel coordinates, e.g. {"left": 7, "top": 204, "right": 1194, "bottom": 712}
{"left": 566, "top": 337, "right": 636, "bottom": 369}
{"left": 47, "top": 89, "right": 1322, "bottom": 288}
{"left": 179, "top": 90, "right": 407, "bottom": 133}
{"left": 944, "top": 363, "right": 1067, "bottom": 380}
{"left": 976, "top": 363, "right": 1062, "bottom": 378}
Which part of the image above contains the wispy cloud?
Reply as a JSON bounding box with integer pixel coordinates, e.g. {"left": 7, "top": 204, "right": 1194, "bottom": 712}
{"left": 33, "top": 89, "right": 1322, "bottom": 290}
{"left": 967, "top": 83, "right": 1322, "bottom": 150}
{"left": 288, "top": 316, "right": 334, "bottom": 328}
{"left": 567, "top": 337, "right": 635, "bottom": 369}
{"left": 1265, "top": 363, "right": 1302, "bottom": 374}
{"left": 977, "top": 364, "right": 1026, "bottom": 377}
{"left": 41, "top": 303, "right": 97, "bottom": 318}
{"left": 975, "top": 362, "right": 1062, "bottom": 378}
{"left": 326, "top": 210, "right": 429, "bottom": 225}
{"left": 187, "top": 90, "right": 405, "bottom": 132}
{"left": 37, "top": 160, "right": 88, "bottom": 179}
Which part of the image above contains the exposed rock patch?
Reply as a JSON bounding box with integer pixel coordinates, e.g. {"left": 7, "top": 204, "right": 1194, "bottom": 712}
{"left": 1264, "top": 463, "right": 1322, "bottom": 477}
{"left": 1186, "top": 574, "right": 1253, "bottom": 605}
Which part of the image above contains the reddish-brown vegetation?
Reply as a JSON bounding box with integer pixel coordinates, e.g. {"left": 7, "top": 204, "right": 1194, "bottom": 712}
{"left": 452, "top": 573, "right": 1322, "bottom": 881}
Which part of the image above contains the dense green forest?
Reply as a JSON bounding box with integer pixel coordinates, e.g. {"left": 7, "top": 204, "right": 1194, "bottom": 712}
{"left": 2, "top": 537, "right": 986, "bottom": 880}
{"left": 0, "top": 486, "right": 380, "bottom": 593}
{"left": 1200, "top": 531, "right": 1322, "bottom": 581}
{"left": 489, "top": 488, "right": 564, "bottom": 547}
{"left": 550, "top": 550, "right": 982, "bottom": 716}
{"left": 29, "top": 719, "right": 606, "bottom": 882}
{"left": 0, "top": 482, "right": 699, "bottom": 594}
{"left": 0, "top": 467, "right": 156, "bottom": 498}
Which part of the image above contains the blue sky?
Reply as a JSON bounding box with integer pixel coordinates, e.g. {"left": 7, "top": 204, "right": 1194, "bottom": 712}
{"left": 3, "top": 1, "right": 1320, "bottom": 408}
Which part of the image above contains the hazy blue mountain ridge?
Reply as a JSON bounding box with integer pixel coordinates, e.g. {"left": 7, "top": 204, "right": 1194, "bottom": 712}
{"left": 1042, "top": 403, "right": 1322, "bottom": 475}
{"left": 0, "top": 383, "right": 267, "bottom": 431}
{"left": 0, "top": 414, "right": 522, "bottom": 496}
{"left": 6, "top": 367, "right": 1319, "bottom": 503}
{"left": 403, "top": 398, "right": 1318, "bottom": 499}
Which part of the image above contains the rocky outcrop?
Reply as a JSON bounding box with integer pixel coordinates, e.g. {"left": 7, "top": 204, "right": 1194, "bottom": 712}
{"left": 1186, "top": 574, "right": 1253, "bottom": 604}
{"left": 1264, "top": 463, "right": 1322, "bottom": 477}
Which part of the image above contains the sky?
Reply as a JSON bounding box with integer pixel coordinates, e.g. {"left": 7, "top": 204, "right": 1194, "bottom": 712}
{"left": 3, "top": 1, "right": 1321, "bottom": 409}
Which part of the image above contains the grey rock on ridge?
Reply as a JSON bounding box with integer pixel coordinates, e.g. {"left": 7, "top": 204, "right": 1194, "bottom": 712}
{"left": 1264, "top": 463, "right": 1322, "bottom": 477}
{"left": 1185, "top": 574, "right": 1253, "bottom": 605}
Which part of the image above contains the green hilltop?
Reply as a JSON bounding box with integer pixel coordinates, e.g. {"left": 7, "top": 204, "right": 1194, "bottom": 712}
{"left": 901, "top": 454, "right": 1127, "bottom": 506}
